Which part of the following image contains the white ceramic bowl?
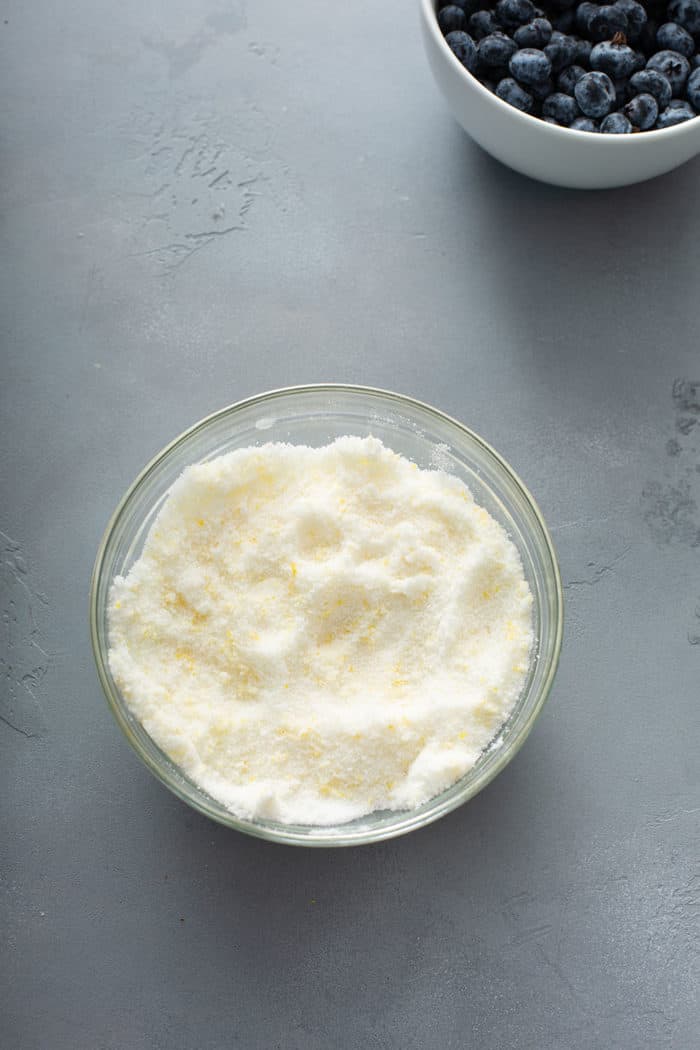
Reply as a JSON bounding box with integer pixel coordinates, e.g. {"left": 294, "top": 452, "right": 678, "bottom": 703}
{"left": 420, "top": 0, "right": 700, "bottom": 189}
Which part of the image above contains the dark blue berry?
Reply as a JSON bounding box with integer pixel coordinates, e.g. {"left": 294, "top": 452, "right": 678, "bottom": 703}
{"left": 614, "top": 0, "right": 648, "bottom": 41}
{"left": 557, "top": 64, "right": 586, "bottom": 93}
{"left": 693, "top": 55, "right": 700, "bottom": 70}
{"left": 576, "top": 2, "right": 598, "bottom": 35}
{"left": 656, "top": 24, "right": 695, "bottom": 60}
{"left": 514, "top": 17, "right": 552, "bottom": 47}
{"left": 631, "top": 52, "right": 646, "bottom": 73}
{"left": 570, "top": 115, "right": 599, "bottom": 129}
{"left": 542, "top": 115, "right": 561, "bottom": 123}
{"left": 687, "top": 68, "right": 700, "bottom": 110}
{"left": 545, "top": 31, "right": 580, "bottom": 71}
{"left": 622, "top": 92, "right": 659, "bottom": 128}
{"left": 629, "top": 69, "right": 673, "bottom": 108}
{"left": 529, "top": 76, "right": 555, "bottom": 98}
{"left": 509, "top": 46, "right": 552, "bottom": 83}
{"left": 496, "top": 76, "right": 536, "bottom": 111}
{"left": 468, "top": 10, "right": 501, "bottom": 39}
{"left": 438, "top": 5, "right": 467, "bottom": 33}
{"left": 573, "top": 37, "right": 593, "bottom": 65}
{"left": 590, "top": 41, "right": 638, "bottom": 79}
{"left": 667, "top": 0, "right": 700, "bottom": 35}
{"left": 646, "top": 50, "right": 691, "bottom": 97}
{"left": 656, "top": 99, "right": 697, "bottom": 125}
{"left": 440, "top": 0, "right": 480, "bottom": 13}
{"left": 589, "top": 6, "right": 628, "bottom": 41}
{"left": 574, "top": 70, "right": 617, "bottom": 116}
{"left": 600, "top": 111, "right": 633, "bottom": 131}
{"left": 542, "top": 91, "right": 581, "bottom": 121}
{"left": 478, "top": 32, "right": 518, "bottom": 68}
{"left": 496, "top": 0, "right": 536, "bottom": 28}
{"left": 445, "top": 31, "right": 479, "bottom": 72}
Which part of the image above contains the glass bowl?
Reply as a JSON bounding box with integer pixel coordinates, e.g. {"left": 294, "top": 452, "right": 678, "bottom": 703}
{"left": 90, "top": 385, "right": 563, "bottom": 846}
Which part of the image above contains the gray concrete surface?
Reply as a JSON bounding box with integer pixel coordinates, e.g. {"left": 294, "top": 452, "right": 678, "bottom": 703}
{"left": 2, "top": 2, "right": 699, "bottom": 1048}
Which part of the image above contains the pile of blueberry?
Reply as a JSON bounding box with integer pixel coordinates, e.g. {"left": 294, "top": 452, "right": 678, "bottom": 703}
{"left": 437, "top": 0, "right": 700, "bottom": 131}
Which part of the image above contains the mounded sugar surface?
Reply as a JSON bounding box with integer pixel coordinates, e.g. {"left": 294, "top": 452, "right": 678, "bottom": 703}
{"left": 108, "top": 437, "right": 534, "bottom": 825}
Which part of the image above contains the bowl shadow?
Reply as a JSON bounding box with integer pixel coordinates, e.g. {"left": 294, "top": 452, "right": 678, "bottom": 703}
{"left": 459, "top": 135, "right": 699, "bottom": 389}
{"left": 142, "top": 720, "right": 572, "bottom": 964}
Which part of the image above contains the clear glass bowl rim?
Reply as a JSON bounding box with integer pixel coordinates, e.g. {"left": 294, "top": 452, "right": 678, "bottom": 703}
{"left": 90, "top": 383, "right": 564, "bottom": 847}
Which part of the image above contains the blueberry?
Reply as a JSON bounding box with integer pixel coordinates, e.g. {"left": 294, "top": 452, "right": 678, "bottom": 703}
{"left": 570, "top": 115, "right": 600, "bottom": 129}
{"left": 629, "top": 69, "right": 673, "bottom": 108}
{"left": 573, "top": 37, "right": 593, "bottom": 65}
{"left": 445, "top": 30, "right": 479, "bottom": 72}
{"left": 589, "top": 5, "right": 628, "bottom": 41}
{"left": 694, "top": 55, "right": 700, "bottom": 69}
{"left": 590, "top": 41, "right": 638, "bottom": 79}
{"left": 545, "top": 31, "right": 580, "bottom": 72}
{"left": 631, "top": 52, "right": 646, "bottom": 74}
{"left": 557, "top": 64, "right": 586, "bottom": 93}
{"left": 576, "top": 2, "right": 598, "bottom": 35}
{"left": 623, "top": 92, "right": 659, "bottom": 128}
{"left": 574, "top": 70, "right": 617, "bottom": 116}
{"left": 600, "top": 111, "right": 633, "bottom": 131}
{"left": 496, "top": 76, "right": 536, "bottom": 111}
{"left": 514, "top": 17, "right": 552, "bottom": 47}
{"left": 478, "top": 32, "right": 518, "bottom": 68}
{"left": 542, "top": 115, "right": 561, "bottom": 123}
{"left": 667, "top": 0, "right": 700, "bottom": 35}
{"left": 529, "top": 76, "right": 555, "bottom": 98}
{"left": 440, "top": 0, "right": 480, "bottom": 13}
{"left": 542, "top": 91, "right": 581, "bottom": 121}
{"left": 438, "top": 5, "right": 467, "bottom": 33}
{"left": 496, "top": 0, "right": 536, "bottom": 28}
{"left": 509, "top": 46, "right": 552, "bottom": 84}
{"left": 688, "top": 67, "right": 700, "bottom": 110}
{"left": 646, "top": 50, "right": 691, "bottom": 97}
{"left": 656, "top": 99, "right": 697, "bottom": 125}
{"left": 656, "top": 24, "right": 695, "bottom": 60}
{"left": 614, "top": 0, "right": 648, "bottom": 41}
{"left": 468, "top": 10, "right": 501, "bottom": 39}
{"left": 552, "top": 9, "right": 576, "bottom": 32}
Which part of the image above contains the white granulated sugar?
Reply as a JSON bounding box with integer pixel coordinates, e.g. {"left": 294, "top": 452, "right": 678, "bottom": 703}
{"left": 108, "top": 436, "right": 533, "bottom": 825}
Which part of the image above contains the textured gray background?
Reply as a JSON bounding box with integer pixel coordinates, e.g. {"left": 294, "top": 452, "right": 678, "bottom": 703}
{"left": 2, "top": 1, "right": 699, "bottom": 1047}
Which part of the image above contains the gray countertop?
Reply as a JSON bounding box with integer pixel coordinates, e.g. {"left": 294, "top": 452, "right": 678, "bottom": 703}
{"left": 2, "top": 2, "right": 699, "bottom": 1048}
